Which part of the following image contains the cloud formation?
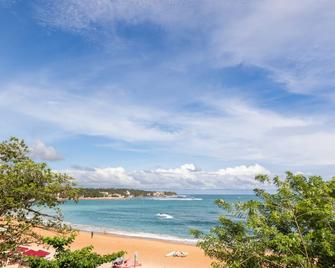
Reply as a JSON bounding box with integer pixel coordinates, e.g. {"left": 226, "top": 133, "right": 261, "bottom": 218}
{"left": 35, "top": 0, "right": 335, "bottom": 96}
{"left": 0, "top": 85, "right": 173, "bottom": 142}
{"left": 30, "top": 140, "right": 63, "bottom": 161}
{"left": 1, "top": 1, "right": 335, "bottom": 178}
{"left": 68, "top": 166, "right": 141, "bottom": 188}
{"left": 66, "top": 163, "right": 270, "bottom": 190}
{"left": 1, "top": 85, "right": 335, "bottom": 167}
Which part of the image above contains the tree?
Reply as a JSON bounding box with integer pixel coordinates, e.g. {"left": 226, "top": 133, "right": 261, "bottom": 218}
{"left": 0, "top": 137, "right": 77, "bottom": 260}
{"left": 27, "top": 234, "right": 125, "bottom": 268}
{"left": 192, "top": 172, "right": 335, "bottom": 268}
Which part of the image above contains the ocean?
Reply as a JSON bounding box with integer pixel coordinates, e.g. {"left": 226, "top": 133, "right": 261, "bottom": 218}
{"left": 59, "top": 195, "right": 255, "bottom": 244}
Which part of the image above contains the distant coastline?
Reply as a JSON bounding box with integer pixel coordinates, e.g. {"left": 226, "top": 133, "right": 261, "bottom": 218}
{"left": 72, "top": 187, "right": 177, "bottom": 200}
{"left": 76, "top": 195, "right": 178, "bottom": 201}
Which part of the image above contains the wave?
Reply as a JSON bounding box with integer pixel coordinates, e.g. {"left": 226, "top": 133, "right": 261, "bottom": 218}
{"left": 65, "top": 222, "right": 198, "bottom": 245}
{"left": 151, "top": 197, "right": 203, "bottom": 201}
{"left": 156, "top": 213, "right": 173, "bottom": 219}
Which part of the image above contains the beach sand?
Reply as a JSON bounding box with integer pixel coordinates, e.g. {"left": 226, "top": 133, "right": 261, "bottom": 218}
{"left": 37, "top": 229, "right": 212, "bottom": 268}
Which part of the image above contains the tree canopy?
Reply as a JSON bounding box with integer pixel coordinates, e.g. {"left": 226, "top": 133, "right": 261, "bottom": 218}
{"left": 0, "top": 137, "right": 77, "bottom": 259}
{"left": 192, "top": 172, "right": 335, "bottom": 268}
{"left": 0, "top": 137, "right": 125, "bottom": 267}
{"left": 27, "top": 234, "right": 125, "bottom": 268}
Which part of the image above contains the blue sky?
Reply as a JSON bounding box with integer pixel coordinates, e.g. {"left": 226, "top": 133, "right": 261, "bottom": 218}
{"left": 1, "top": 0, "right": 335, "bottom": 191}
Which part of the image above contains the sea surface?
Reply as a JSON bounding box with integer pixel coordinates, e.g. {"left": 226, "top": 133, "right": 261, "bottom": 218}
{"left": 59, "top": 195, "right": 255, "bottom": 243}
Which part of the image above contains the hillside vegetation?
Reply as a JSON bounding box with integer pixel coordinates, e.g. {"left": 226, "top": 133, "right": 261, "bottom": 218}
{"left": 77, "top": 188, "right": 176, "bottom": 198}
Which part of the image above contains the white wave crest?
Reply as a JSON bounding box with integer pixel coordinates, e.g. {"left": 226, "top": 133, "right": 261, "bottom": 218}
{"left": 66, "top": 223, "right": 197, "bottom": 244}
{"left": 156, "top": 213, "right": 174, "bottom": 219}
{"left": 151, "top": 197, "right": 202, "bottom": 201}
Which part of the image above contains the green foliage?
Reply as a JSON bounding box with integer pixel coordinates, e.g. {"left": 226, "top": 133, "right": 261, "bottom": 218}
{"left": 42, "top": 234, "right": 76, "bottom": 252}
{"left": 193, "top": 172, "right": 335, "bottom": 268}
{"left": 27, "top": 235, "right": 125, "bottom": 268}
{"left": 0, "top": 137, "right": 78, "bottom": 260}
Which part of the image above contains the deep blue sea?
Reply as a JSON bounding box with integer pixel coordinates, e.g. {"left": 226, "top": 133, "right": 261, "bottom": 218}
{"left": 59, "top": 195, "right": 255, "bottom": 243}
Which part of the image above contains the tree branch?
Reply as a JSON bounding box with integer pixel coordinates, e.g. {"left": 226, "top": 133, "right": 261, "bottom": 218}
{"left": 26, "top": 208, "right": 58, "bottom": 219}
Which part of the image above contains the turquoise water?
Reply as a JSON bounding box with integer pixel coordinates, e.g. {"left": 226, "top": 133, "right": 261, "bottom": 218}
{"left": 59, "top": 195, "right": 255, "bottom": 243}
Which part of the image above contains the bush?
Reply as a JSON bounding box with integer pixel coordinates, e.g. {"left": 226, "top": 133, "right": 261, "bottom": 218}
{"left": 192, "top": 172, "right": 335, "bottom": 268}
{"left": 28, "top": 235, "right": 125, "bottom": 268}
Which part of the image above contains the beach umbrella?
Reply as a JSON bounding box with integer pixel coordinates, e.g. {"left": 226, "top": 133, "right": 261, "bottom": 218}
{"left": 24, "top": 249, "right": 50, "bottom": 257}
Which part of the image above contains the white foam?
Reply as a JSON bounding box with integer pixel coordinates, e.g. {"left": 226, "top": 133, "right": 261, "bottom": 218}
{"left": 66, "top": 222, "right": 198, "bottom": 245}
{"left": 156, "top": 213, "right": 174, "bottom": 219}
{"left": 151, "top": 197, "right": 202, "bottom": 201}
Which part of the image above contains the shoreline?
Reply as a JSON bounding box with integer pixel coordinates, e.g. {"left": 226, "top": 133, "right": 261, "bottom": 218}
{"left": 79, "top": 228, "right": 198, "bottom": 245}
{"left": 37, "top": 229, "right": 212, "bottom": 268}
{"left": 67, "top": 223, "right": 198, "bottom": 245}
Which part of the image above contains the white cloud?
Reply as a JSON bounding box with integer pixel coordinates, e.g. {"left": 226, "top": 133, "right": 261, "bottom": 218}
{"left": 34, "top": 0, "right": 335, "bottom": 95}
{"left": 0, "top": 85, "right": 174, "bottom": 142}
{"left": 66, "top": 163, "right": 270, "bottom": 190}
{"left": 170, "top": 99, "right": 335, "bottom": 166}
{"left": 216, "top": 164, "right": 268, "bottom": 177}
{"left": 1, "top": 0, "right": 334, "bottom": 180}
{"left": 212, "top": 0, "right": 335, "bottom": 95}
{"left": 30, "top": 140, "right": 63, "bottom": 161}
{"left": 35, "top": 0, "right": 213, "bottom": 33}
{"left": 1, "top": 84, "right": 335, "bottom": 167}
{"left": 68, "top": 166, "right": 141, "bottom": 188}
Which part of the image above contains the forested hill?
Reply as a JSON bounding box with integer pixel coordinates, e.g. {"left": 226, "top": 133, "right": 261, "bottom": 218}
{"left": 77, "top": 188, "right": 176, "bottom": 198}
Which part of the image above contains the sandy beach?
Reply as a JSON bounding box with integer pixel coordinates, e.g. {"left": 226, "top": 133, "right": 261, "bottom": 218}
{"left": 37, "top": 229, "right": 212, "bottom": 268}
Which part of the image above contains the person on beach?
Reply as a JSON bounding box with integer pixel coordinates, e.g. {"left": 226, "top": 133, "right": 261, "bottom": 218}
{"left": 91, "top": 231, "right": 94, "bottom": 239}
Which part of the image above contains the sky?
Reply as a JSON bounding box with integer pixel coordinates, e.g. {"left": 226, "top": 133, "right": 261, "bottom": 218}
{"left": 1, "top": 0, "right": 335, "bottom": 192}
